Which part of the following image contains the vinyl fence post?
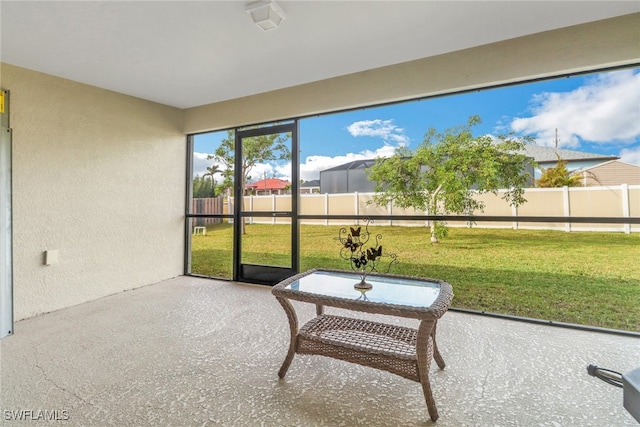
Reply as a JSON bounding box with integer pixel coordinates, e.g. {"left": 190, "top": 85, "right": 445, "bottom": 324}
{"left": 272, "top": 194, "right": 276, "bottom": 225}
{"left": 563, "top": 186, "right": 571, "bottom": 232}
{"left": 249, "top": 195, "right": 254, "bottom": 225}
{"left": 325, "top": 193, "right": 329, "bottom": 226}
{"left": 622, "top": 184, "right": 630, "bottom": 234}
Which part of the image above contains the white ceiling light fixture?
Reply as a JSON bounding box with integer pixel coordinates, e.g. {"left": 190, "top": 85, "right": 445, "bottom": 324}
{"left": 246, "top": 0, "right": 286, "bottom": 31}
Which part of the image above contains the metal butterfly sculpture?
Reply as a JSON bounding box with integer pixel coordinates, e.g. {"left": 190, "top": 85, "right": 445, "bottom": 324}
{"left": 336, "top": 219, "right": 398, "bottom": 289}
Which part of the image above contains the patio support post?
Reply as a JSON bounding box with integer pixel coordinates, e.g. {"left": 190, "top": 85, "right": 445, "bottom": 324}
{"left": 0, "top": 89, "right": 12, "bottom": 340}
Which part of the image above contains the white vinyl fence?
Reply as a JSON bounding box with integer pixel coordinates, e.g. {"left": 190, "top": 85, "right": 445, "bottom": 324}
{"left": 205, "top": 184, "right": 640, "bottom": 233}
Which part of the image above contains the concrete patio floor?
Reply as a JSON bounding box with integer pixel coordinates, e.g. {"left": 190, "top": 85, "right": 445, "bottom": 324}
{"left": 1, "top": 276, "right": 638, "bottom": 426}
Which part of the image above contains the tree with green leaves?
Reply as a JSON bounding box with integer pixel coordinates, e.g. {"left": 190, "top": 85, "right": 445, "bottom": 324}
{"left": 203, "top": 165, "right": 222, "bottom": 197}
{"left": 192, "top": 175, "right": 215, "bottom": 199}
{"left": 208, "top": 129, "right": 291, "bottom": 233}
{"left": 536, "top": 155, "right": 583, "bottom": 188}
{"left": 367, "top": 115, "right": 533, "bottom": 243}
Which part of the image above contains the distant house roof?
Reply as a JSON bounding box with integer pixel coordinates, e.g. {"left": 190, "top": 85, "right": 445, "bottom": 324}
{"left": 245, "top": 178, "right": 290, "bottom": 190}
{"left": 577, "top": 159, "right": 638, "bottom": 171}
{"left": 320, "top": 159, "right": 377, "bottom": 173}
{"left": 319, "top": 146, "right": 619, "bottom": 174}
{"left": 520, "top": 145, "right": 619, "bottom": 164}
{"left": 301, "top": 179, "right": 320, "bottom": 188}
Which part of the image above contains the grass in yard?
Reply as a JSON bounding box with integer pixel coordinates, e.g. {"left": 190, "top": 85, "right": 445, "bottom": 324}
{"left": 190, "top": 223, "right": 640, "bottom": 331}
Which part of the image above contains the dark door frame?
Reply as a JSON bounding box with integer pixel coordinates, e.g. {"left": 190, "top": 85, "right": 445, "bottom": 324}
{"left": 233, "top": 121, "right": 300, "bottom": 285}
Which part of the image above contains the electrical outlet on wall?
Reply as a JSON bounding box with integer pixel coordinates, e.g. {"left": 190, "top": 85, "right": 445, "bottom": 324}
{"left": 44, "top": 250, "right": 59, "bottom": 265}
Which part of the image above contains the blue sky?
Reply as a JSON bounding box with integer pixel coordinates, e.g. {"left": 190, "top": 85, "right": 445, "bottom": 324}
{"left": 194, "top": 68, "right": 640, "bottom": 182}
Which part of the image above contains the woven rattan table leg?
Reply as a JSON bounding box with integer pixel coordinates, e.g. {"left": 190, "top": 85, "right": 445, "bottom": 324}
{"left": 275, "top": 297, "right": 299, "bottom": 379}
{"left": 431, "top": 321, "right": 446, "bottom": 369}
{"left": 315, "top": 304, "right": 323, "bottom": 315}
{"left": 416, "top": 320, "right": 439, "bottom": 421}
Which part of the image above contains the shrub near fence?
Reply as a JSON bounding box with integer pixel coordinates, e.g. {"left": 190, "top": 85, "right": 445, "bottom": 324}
{"left": 225, "top": 184, "right": 639, "bottom": 233}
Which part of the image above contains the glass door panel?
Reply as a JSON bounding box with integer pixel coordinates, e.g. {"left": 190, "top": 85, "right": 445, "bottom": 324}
{"left": 235, "top": 122, "right": 299, "bottom": 285}
{"left": 187, "top": 130, "right": 235, "bottom": 279}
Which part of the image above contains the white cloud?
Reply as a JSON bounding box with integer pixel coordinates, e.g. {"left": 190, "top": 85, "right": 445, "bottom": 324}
{"left": 510, "top": 70, "right": 640, "bottom": 148}
{"left": 247, "top": 163, "right": 275, "bottom": 183}
{"left": 195, "top": 119, "right": 407, "bottom": 184}
{"left": 269, "top": 145, "right": 399, "bottom": 183}
{"left": 193, "top": 152, "right": 212, "bottom": 177}
{"left": 347, "top": 119, "right": 409, "bottom": 144}
{"left": 297, "top": 145, "right": 398, "bottom": 182}
{"left": 193, "top": 152, "right": 227, "bottom": 182}
{"left": 271, "top": 118, "right": 405, "bottom": 182}
{"left": 194, "top": 152, "right": 285, "bottom": 184}
{"left": 619, "top": 146, "right": 640, "bottom": 166}
{"left": 199, "top": 149, "right": 380, "bottom": 185}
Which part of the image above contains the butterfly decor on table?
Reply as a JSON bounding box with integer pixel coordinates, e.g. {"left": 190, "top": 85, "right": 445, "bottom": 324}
{"left": 335, "top": 219, "right": 398, "bottom": 290}
{"left": 343, "top": 235, "right": 362, "bottom": 253}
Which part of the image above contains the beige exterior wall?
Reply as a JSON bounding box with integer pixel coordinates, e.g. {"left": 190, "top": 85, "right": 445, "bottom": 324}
{"left": 183, "top": 14, "right": 640, "bottom": 134}
{"left": 1, "top": 64, "right": 186, "bottom": 320}
{"left": 582, "top": 161, "right": 640, "bottom": 186}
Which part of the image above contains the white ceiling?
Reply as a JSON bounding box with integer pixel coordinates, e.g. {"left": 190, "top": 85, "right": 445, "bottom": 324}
{"left": 1, "top": 1, "right": 638, "bottom": 109}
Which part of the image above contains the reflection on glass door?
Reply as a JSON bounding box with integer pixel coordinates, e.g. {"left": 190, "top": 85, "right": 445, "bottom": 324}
{"left": 235, "top": 122, "right": 299, "bottom": 285}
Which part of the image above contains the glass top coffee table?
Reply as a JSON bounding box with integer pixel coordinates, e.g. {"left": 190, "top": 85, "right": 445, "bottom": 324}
{"left": 272, "top": 268, "right": 454, "bottom": 421}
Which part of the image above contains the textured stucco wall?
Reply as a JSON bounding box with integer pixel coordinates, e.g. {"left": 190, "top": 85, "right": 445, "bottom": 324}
{"left": 0, "top": 63, "right": 186, "bottom": 320}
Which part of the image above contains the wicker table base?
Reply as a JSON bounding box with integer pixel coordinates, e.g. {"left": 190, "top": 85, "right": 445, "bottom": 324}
{"left": 272, "top": 269, "right": 453, "bottom": 422}
{"left": 275, "top": 303, "right": 445, "bottom": 421}
{"left": 297, "top": 314, "right": 446, "bottom": 380}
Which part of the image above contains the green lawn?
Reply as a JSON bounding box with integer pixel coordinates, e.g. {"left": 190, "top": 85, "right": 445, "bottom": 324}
{"left": 191, "top": 222, "right": 640, "bottom": 331}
